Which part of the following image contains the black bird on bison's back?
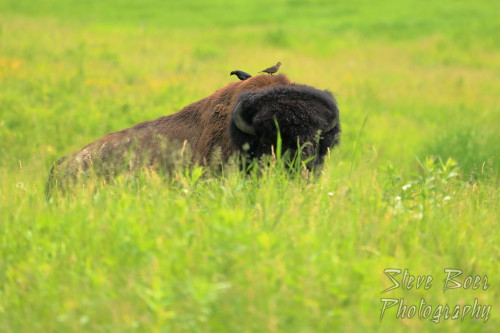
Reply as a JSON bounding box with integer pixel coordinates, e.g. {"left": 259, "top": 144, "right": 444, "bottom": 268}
{"left": 258, "top": 62, "right": 282, "bottom": 75}
{"left": 230, "top": 70, "right": 252, "bottom": 81}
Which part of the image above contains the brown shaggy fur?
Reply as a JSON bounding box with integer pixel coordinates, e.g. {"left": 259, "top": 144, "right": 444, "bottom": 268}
{"left": 47, "top": 75, "right": 293, "bottom": 195}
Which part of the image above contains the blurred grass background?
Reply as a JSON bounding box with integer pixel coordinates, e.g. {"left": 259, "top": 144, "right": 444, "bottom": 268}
{"left": 0, "top": 0, "right": 499, "bottom": 332}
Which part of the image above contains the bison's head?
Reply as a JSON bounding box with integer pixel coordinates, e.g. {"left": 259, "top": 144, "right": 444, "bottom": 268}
{"left": 230, "top": 85, "right": 340, "bottom": 171}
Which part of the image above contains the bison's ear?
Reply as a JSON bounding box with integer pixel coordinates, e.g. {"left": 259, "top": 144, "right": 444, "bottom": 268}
{"left": 232, "top": 99, "right": 256, "bottom": 136}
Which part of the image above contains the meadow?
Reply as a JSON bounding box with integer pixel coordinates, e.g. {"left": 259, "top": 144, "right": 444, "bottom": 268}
{"left": 0, "top": 0, "right": 499, "bottom": 332}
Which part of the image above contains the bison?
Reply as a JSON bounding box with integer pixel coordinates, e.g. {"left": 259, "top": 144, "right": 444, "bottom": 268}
{"left": 46, "top": 74, "right": 340, "bottom": 195}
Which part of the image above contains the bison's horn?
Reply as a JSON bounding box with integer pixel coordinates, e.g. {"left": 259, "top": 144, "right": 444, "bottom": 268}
{"left": 232, "top": 102, "right": 256, "bottom": 135}
{"left": 325, "top": 118, "right": 338, "bottom": 133}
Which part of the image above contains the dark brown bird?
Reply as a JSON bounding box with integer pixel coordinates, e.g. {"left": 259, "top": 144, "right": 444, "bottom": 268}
{"left": 258, "top": 62, "right": 282, "bottom": 75}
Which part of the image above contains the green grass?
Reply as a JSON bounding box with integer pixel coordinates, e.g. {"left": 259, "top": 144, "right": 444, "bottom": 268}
{"left": 0, "top": 0, "right": 499, "bottom": 332}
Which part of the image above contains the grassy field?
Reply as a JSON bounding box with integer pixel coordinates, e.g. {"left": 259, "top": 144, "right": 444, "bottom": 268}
{"left": 1, "top": 0, "right": 499, "bottom": 332}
